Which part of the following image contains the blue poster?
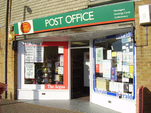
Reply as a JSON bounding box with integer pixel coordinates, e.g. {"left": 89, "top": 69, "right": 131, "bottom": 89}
{"left": 111, "top": 67, "right": 116, "bottom": 81}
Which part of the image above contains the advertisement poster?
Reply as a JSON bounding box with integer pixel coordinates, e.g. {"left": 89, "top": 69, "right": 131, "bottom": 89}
{"left": 25, "top": 63, "right": 35, "bottom": 79}
{"left": 117, "top": 62, "right": 122, "bottom": 71}
{"left": 111, "top": 67, "right": 116, "bottom": 81}
{"left": 103, "top": 60, "right": 111, "bottom": 78}
{"left": 25, "top": 43, "right": 43, "bottom": 63}
{"left": 58, "top": 46, "right": 64, "bottom": 54}
{"left": 107, "top": 50, "right": 112, "bottom": 59}
{"left": 59, "top": 55, "right": 64, "bottom": 66}
{"left": 117, "top": 52, "right": 122, "bottom": 62}
{"left": 123, "top": 65, "right": 129, "bottom": 72}
{"left": 96, "top": 48, "right": 103, "bottom": 64}
{"left": 99, "top": 64, "right": 103, "bottom": 73}
{"left": 25, "top": 46, "right": 34, "bottom": 62}
{"left": 58, "top": 67, "right": 63, "bottom": 75}
{"left": 34, "top": 46, "right": 44, "bottom": 62}
{"left": 96, "top": 64, "right": 103, "bottom": 73}
{"left": 96, "top": 64, "right": 100, "bottom": 73}
{"left": 112, "top": 52, "right": 117, "bottom": 57}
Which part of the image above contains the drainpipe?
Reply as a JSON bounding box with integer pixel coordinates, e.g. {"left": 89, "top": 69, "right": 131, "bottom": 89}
{"left": 4, "top": 0, "right": 9, "bottom": 99}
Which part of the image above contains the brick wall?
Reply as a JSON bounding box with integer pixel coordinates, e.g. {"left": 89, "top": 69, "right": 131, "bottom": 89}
{"left": 135, "top": 0, "right": 151, "bottom": 112}
{"left": 0, "top": 0, "right": 6, "bottom": 26}
{"left": 0, "top": 27, "right": 5, "bottom": 98}
{"left": 7, "top": 36, "right": 17, "bottom": 100}
{"left": 0, "top": 26, "right": 17, "bottom": 99}
{"left": 0, "top": 0, "right": 6, "bottom": 96}
{"left": 0, "top": 0, "right": 17, "bottom": 99}
{"left": 11, "top": 0, "right": 88, "bottom": 24}
{"left": 0, "top": 27, "right": 5, "bottom": 84}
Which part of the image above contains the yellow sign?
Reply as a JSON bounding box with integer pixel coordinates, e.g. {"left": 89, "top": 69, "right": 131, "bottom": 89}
{"left": 112, "top": 52, "right": 117, "bottom": 57}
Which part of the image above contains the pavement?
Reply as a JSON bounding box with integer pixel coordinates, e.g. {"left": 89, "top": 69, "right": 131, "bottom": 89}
{"left": 1, "top": 99, "right": 81, "bottom": 113}
{"left": 1, "top": 98, "right": 120, "bottom": 113}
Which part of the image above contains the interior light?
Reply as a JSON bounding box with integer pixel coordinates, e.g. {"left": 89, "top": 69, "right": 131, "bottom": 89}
{"left": 71, "top": 42, "right": 87, "bottom": 45}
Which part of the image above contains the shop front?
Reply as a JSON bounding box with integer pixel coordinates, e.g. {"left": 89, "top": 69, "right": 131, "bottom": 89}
{"left": 91, "top": 32, "right": 136, "bottom": 113}
{"left": 15, "top": 1, "right": 135, "bottom": 112}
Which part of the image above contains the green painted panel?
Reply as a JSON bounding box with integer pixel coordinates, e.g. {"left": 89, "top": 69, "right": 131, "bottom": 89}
{"left": 14, "top": 23, "right": 19, "bottom": 35}
{"left": 14, "top": 1, "right": 134, "bottom": 35}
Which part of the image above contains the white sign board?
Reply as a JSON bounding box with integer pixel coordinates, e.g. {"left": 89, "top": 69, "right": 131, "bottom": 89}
{"left": 24, "top": 43, "right": 43, "bottom": 62}
{"left": 103, "top": 60, "right": 111, "bottom": 78}
{"left": 58, "top": 46, "right": 64, "bottom": 54}
{"left": 25, "top": 63, "right": 35, "bottom": 79}
{"left": 34, "top": 46, "right": 44, "bottom": 62}
{"left": 58, "top": 67, "right": 63, "bottom": 75}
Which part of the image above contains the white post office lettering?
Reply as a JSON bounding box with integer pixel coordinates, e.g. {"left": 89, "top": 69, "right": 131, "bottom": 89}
{"left": 45, "top": 16, "right": 63, "bottom": 27}
{"left": 65, "top": 11, "right": 94, "bottom": 24}
{"left": 45, "top": 11, "right": 94, "bottom": 27}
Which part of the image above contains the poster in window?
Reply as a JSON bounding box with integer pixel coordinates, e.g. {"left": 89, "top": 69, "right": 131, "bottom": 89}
{"left": 25, "top": 63, "right": 35, "bottom": 79}
{"left": 96, "top": 64, "right": 100, "bottom": 73}
{"left": 117, "top": 52, "right": 122, "bottom": 62}
{"left": 58, "top": 67, "right": 63, "bottom": 75}
{"left": 96, "top": 64, "right": 103, "bottom": 73}
{"left": 117, "top": 62, "right": 122, "bottom": 72}
{"left": 34, "top": 46, "right": 44, "bottom": 62}
{"left": 58, "top": 46, "right": 64, "bottom": 54}
{"left": 25, "top": 42, "right": 43, "bottom": 63}
{"left": 96, "top": 48, "right": 103, "bottom": 64}
{"left": 122, "top": 42, "right": 133, "bottom": 52}
{"left": 107, "top": 50, "right": 112, "bottom": 59}
{"left": 25, "top": 46, "right": 34, "bottom": 62}
{"left": 103, "top": 60, "right": 111, "bottom": 78}
{"left": 124, "top": 83, "right": 129, "bottom": 93}
{"left": 122, "top": 37, "right": 131, "bottom": 43}
{"left": 59, "top": 55, "right": 64, "bottom": 66}
{"left": 112, "top": 52, "right": 117, "bottom": 57}
{"left": 111, "top": 67, "right": 116, "bottom": 81}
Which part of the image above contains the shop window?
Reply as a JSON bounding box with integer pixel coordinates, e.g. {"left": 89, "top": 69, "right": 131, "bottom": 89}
{"left": 93, "top": 33, "right": 135, "bottom": 100}
{"left": 24, "top": 42, "right": 68, "bottom": 89}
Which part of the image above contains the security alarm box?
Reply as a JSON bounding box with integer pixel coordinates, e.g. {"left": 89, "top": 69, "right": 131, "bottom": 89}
{"left": 139, "top": 5, "right": 151, "bottom": 26}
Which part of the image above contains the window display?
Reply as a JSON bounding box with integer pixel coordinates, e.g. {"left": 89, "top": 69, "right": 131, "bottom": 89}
{"left": 93, "top": 32, "right": 135, "bottom": 100}
{"left": 24, "top": 43, "right": 64, "bottom": 85}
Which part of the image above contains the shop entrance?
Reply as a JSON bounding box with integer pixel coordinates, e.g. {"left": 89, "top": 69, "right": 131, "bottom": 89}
{"left": 71, "top": 48, "right": 90, "bottom": 100}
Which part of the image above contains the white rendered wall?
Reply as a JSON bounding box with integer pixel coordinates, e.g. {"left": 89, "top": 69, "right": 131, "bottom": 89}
{"left": 89, "top": 39, "right": 94, "bottom": 102}
{"left": 91, "top": 92, "right": 136, "bottom": 113}
{"left": 17, "top": 89, "right": 69, "bottom": 100}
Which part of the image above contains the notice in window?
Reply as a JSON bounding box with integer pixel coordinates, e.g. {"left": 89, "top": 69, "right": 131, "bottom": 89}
{"left": 25, "top": 63, "right": 35, "bottom": 79}
{"left": 58, "top": 46, "right": 64, "bottom": 54}
{"left": 59, "top": 55, "right": 64, "bottom": 66}
{"left": 25, "top": 46, "right": 34, "bottom": 62}
{"left": 58, "top": 67, "right": 63, "bottom": 75}
{"left": 103, "top": 60, "right": 111, "bottom": 78}
{"left": 96, "top": 47, "right": 103, "bottom": 64}
{"left": 34, "top": 46, "right": 44, "bottom": 62}
{"left": 96, "top": 64, "right": 103, "bottom": 73}
{"left": 107, "top": 50, "right": 112, "bottom": 59}
{"left": 112, "top": 52, "right": 117, "bottom": 57}
{"left": 25, "top": 43, "right": 43, "bottom": 63}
